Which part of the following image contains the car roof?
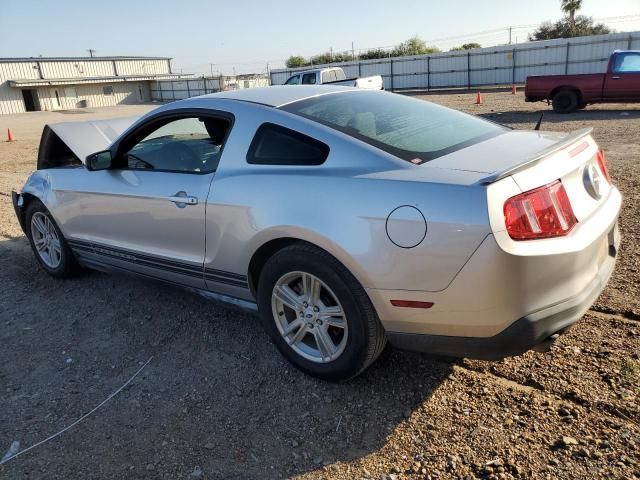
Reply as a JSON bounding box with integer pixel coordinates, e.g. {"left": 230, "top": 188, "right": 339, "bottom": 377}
{"left": 195, "top": 85, "right": 356, "bottom": 108}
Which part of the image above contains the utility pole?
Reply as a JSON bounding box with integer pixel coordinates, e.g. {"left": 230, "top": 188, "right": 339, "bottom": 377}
{"left": 330, "top": 47, "right": 333, "bottom": 62}
{"left": 508, "top": 26, "right": 512, "bottom": 45}
{"left": 87, "top": 49, "right": 96, "bottom": 58}
{"left": 210, "top": 63, "right": 214, "bottom": 76}
{"left": 352, "top": 41, "right": 355, "bottom": 61}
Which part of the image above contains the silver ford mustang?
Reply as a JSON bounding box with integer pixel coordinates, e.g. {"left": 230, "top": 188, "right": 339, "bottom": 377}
{"left": 12, "top": 86, "right": 621, "bottom": 380}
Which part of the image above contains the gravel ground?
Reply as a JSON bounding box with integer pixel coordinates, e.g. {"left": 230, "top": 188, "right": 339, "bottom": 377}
{"left": 0, "top": 95, "right": 638, "bottom": 480}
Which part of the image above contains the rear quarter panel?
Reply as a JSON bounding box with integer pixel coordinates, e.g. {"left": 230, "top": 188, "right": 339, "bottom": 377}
{"left": 204, "top": 101, "right": 490, "bottom": 296}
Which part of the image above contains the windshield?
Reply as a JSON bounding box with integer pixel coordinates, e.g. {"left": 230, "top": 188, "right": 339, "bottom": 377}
{"left": 281, "top": 91, "right": 506, "bottom": 163}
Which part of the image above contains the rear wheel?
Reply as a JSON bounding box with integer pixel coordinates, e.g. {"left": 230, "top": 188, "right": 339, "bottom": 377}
{"left": 552, "top": 90, "right": 578, "bottom": 113}
{"left": 257, "top": 243, "right": 386, "bottom": 380}
{"left": 25, "top": 200, "right": 79, "bottom": 278}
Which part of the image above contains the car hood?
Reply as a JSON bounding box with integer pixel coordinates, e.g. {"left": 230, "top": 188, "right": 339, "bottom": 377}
{"left": 46, "top": 116, "right": 139, "bottom": 162}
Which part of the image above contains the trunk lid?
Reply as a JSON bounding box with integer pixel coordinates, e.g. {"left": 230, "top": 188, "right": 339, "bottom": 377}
{"left": 426, "top": 127, "right": 610, "bottom": 223}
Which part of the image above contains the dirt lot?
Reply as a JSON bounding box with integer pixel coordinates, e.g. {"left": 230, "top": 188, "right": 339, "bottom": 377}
{"left": 0, "top": 95, "right": 638, "bottom": 480}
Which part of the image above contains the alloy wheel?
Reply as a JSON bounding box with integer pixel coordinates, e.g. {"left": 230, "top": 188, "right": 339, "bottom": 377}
{"left": 271, "top": 271, "right": 348, "bottom": 363}
{"left": 30, "top": 212, "right": 62, "bottom": 269}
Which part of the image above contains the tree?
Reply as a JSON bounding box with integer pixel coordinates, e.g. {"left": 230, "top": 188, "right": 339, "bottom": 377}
{"left": 450, "top": 42, "right": 482, "bottom": 51}
{"left": 529, "top": 15, "right": 611, "bottom": 41}
{"left": 359, "top": 48, "right": 389, "bottom": 60}
{"left": 285, "top": 56, "right": 308, "bottom": 68}
{"left": 561, "top": 0, "right": 583, "bottom": 29}
{"left": 390, "top": 36, "right": 439, "bottom": 57}
{"left": 285, "top": 36, "right": 440, "bottom": 67}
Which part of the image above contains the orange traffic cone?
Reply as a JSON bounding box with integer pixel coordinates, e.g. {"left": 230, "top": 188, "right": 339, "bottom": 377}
{"left": 7, "top": 128, "right": 14, "bottom": 142}
{"left": 511, "top": 84, "right": 517, "bottom": 95}
{"left": 475, "top": 91, "right": 482, "bottom": 105}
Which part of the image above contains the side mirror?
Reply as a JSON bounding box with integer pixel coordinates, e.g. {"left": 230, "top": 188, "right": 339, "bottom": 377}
{"left": 86, "top": 150, "right": 113, "bottom": 171}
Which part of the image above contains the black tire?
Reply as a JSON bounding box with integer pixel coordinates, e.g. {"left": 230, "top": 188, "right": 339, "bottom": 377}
{"left": 552, "top": 90, "right": 578, "bottom": 113}
{"left": 25, "top": 200, "right": 79, "bottom": 278}
{"left": 257, "top": 243, "right": 386, "bottom": 381}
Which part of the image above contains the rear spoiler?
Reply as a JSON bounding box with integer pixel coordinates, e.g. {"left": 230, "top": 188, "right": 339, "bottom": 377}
{"left": 478, "top": 127, "right": 593, "bottom": 185}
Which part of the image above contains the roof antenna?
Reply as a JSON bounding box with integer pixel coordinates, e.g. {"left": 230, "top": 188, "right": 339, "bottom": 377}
{"left": 534, "top": 112, "right": 544, "bottom": 131}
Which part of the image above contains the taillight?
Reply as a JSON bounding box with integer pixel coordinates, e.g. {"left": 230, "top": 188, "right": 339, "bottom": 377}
{"left": 504, "top": 180, "right": 577, "bottom": 240}
{"left": 596, "top": 149, "right": 610, "bottom": 182}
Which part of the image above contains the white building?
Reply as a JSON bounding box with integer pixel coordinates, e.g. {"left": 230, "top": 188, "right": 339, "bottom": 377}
{"left": 0, "top": 56, "right": 184, "bottom": 115}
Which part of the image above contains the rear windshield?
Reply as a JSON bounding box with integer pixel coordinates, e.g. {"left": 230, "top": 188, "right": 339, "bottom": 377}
{"left": 281, "top": 91, "right": 506, "bottom": 163}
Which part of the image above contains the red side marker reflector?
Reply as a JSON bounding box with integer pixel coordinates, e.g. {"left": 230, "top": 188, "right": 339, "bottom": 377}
{"left": 568, "top": 141, "right": 589, "bottom": 157}
{"left": 390, "top": 300, "right": 434, "bottom": 309}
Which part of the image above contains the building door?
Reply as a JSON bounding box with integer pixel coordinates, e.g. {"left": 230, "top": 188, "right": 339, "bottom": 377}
{"left": 64, "top": 87, "right": 78, "bottom": 108}
{"left": 50, "top": 88, "right": 62, "bottom": 110}
{"left": 21, "top": 89, "right": 39, "bottom": 111}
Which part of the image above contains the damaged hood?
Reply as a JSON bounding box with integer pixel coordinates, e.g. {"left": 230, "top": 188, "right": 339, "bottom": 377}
{"left": 46, "top": 116, "right": 140, "bottom": 163}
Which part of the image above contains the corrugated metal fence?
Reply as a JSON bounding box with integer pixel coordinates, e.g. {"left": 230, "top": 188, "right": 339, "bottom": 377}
{"left": 270, "top": 31, "right": 640, "bottom": 91}
{"left": 151, "top": 77, "right": 222, "bottom": 102}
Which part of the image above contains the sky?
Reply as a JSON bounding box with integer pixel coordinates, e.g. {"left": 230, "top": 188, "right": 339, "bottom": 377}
{"left": 0, "top": 0, "right": 638, "bottom": 75}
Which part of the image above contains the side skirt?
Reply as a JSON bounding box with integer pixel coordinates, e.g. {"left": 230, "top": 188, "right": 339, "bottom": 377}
{"left": 70, "top": 241, "right": 257, "bottom": 314}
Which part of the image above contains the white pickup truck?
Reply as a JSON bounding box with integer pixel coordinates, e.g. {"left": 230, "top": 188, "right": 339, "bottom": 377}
{"left": 283, "top": 67, "right": 384, "bottom": 90}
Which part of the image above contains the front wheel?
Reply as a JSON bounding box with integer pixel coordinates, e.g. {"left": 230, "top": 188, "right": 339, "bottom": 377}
{"left": 25, "top": 200, "right": 79, "bottom": 278}
{"left": 257, "top": 243, "right": 386, "bottom": 380}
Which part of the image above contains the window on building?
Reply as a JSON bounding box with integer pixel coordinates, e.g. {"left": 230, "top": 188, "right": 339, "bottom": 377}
{"left": 247, "top": 123, "right": 329, "bottom": 166}
{"left": 103, "top": 86, "right": 114, "bottom": 96}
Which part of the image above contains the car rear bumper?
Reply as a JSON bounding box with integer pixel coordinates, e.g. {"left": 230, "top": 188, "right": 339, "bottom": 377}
{"left": 386, "top": 234, "right": 618, "bottom": 359}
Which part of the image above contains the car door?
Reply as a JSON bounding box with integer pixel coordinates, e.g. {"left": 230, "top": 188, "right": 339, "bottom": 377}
{"left": 61, "top": 111, "right": 233, "bottom": 289}
{"left": 603, "top": 52, "right": 640, "bottom": 101}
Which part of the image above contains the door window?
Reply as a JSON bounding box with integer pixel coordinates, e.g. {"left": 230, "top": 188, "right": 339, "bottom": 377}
{"left": 612, "top": 53, "right": 640, "bottom": 73}
{"left": 124, "top": 116, "right": 230, "bottom": 173}
{"left": 302, "top": 73, "right": 317, "bottom": 84}
{"left": 284, "top": 75, "right": 301, "bottom": 85}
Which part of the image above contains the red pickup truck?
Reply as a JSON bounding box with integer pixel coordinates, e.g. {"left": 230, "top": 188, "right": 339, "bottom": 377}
{"left": 525, "top": 50, "right": 640, "bottom": 113}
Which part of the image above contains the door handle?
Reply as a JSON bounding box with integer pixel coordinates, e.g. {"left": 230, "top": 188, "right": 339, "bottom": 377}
{"left": 167, "top": 193, "right": 198, "bottom": 206}
{"left": 611, "top": 76, "right": 621, "bottom": 80}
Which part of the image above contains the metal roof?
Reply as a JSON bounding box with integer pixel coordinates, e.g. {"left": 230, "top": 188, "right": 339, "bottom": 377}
{"left": 197, "top": 85, "right": 357, "bottom": 107}
{"left": 0, "top": 56, "right": 171, "bottom": 63}
{"left": 9, "top": 74, "right": 187, "bottom": 87}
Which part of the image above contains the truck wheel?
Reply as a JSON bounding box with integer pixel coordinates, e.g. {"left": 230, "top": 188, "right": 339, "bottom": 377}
{"left": 552, "top": 90, "right": 578, "bottom": 113}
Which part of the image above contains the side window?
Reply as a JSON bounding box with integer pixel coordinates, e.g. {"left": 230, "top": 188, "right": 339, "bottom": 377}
{"left": 247, "top": 123, "right": 329, "bottom": 166}
{"left": 321, "top": 70, "right": 336, "bottom": 83}
{"left": 301, "top": 73, "right": 317, "bottom": 85}
{"left": 285, "top": 75, "right": 301, "bottom": 85}
{"left": 125, "top": 116, "right": 230, "bottom": 173}
{"left": 613, "top": 53, "right": 640, "bottom": 73}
